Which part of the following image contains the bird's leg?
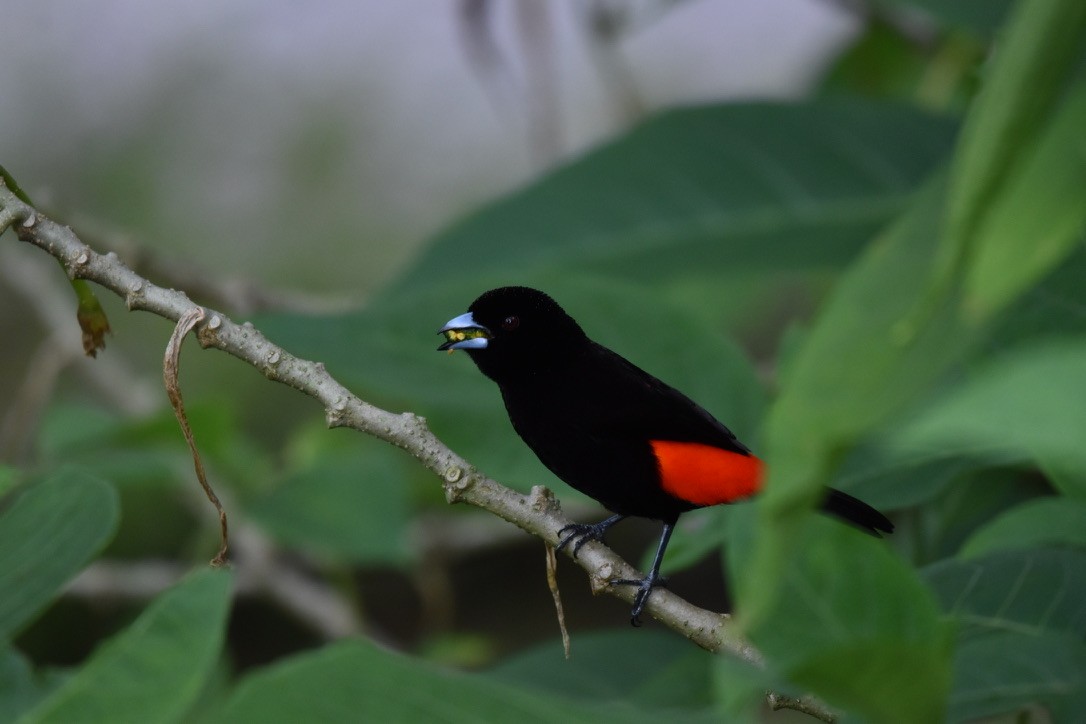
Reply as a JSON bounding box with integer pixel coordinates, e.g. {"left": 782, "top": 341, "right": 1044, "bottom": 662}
{"left": 556, "top": 513, "right": 626, "bottom": 558}
{"left": 610, "top": 522, "right": 674, "bottom": 626}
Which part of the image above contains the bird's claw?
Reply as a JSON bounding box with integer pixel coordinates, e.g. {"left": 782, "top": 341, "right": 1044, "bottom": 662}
{"left": 556, "top": 522, "right": 607, "bottom": 558}
{"left": 610, "top": 574, "right": 668, "bottom": 626}
{"left": 556, "top": 514, "right": 625, "bottom": 558}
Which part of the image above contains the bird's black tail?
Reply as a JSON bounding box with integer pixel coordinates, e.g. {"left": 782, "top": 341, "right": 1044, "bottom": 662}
{"left": 820, "top": 488, "right": 894, "bottom": 537}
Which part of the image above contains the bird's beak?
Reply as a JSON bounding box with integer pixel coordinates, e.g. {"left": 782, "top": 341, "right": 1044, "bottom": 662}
{"left": 437, "top": 311, "right": 491, "bottom": 351}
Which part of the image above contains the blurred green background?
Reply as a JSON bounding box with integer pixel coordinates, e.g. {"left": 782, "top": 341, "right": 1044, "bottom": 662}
{"left": 3, "top": 1, "right": 1085, "bottom": 722}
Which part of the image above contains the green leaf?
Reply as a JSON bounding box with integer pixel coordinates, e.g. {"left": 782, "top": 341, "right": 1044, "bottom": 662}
{"left": 489, "top": 629, "right": 712, "bottom": 710}
{"left": 949, "top": 631, "right": 1086, "bottom": 722}
{"left": 924, "top": 548, "right": 1086, "bottom": 638}
{"left": 830, "top": 438, "right": 1027, "bottom": 510}
{"left": 824, "top": 19, "right": 985, "bottom": 110}
{"left": 746, "top": 518, "right": 952, "bottom": 723}
{"left": 0, "top": 466, "right": 17, "bottom": 498}
{"left": 925, "top": 468, "right": 1042, "bottom": 563}
{"left": 0, "top": 648, "right": 55, "bottom": 722}
{"left": 959, "top": 497, "right": 1086, "bottom": 558}
{"left": 893, "top": 339, "right": 1086, "bottom": 500}
{"left": 744, "top": 176, "right": 973, "bottom": 627}
{"left": 38, "top": 404, "right": 128, "bottom": 458}
{"left": 940, "top": 0, "right": 1086, "bottom": 292}
{"left": 247, "top": 440, "right": 414, "bottom": 565}
{"left": 926, "top": 548, "right": 1086, "bottom": 719}
{"left": 213, "top": 639, "right": 708, "bottom": 724}
{"left": 791, "top": 641, "right": 950, "bottom": 724}
{"left": 383, "top": 100, "right": 956, "bottom": 297}
{"left": 0, "top": 471, "right": 119, "bottom": 641}
{"left": 963, "top": 83, "right": 1086, "bottom": 319}
{"left": 23, "top": 568, "right": 232, "bottom": 724}
{"left": 758, "top": 176, "right": 968, "bottom": 515}
{"left": 709, "top": 654, "right": 784, "bottom": 722}
{"left": 748, "top": 7, "right": 1086, "bottom": 626}
{"left": 987, "top": 244, "right": 1086, "bottom": 350}
{"left": 40, "top": 403, "right": 273, "bottom": 494}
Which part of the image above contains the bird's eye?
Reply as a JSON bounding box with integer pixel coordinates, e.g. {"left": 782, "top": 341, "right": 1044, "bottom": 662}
{"left": 501, "top": 316, "right": 520, "bottom": 331}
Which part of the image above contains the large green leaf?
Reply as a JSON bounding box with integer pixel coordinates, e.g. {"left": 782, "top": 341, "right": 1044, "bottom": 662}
{"left": 959, "top": 497, "right": 1086, "bottom": 558}
{"left": 823, "top": 17, "right": 985, "bottom": 112}
{"left": 0, "top": 471, "right": 119, "bottom": 641}
{"left": 745, "top": 2, "right": 1086, "bottom": 630}
{"left": 489, "top": 629, "right": 712, "bottom": 710}
{"left": 742, "top": 176, "right": 973, "bottom": 629}
{"left": 923, "top": 468, "right": 1044, "bottom": 564}
{"left": 987, "top": 244, "right": 1086, "bottom": 350}
{"left": 829, "top": 429, "right": 1033, "bottom": 511}
{"left": 924, "top": 548, "right": 1086, "bottom": 638}
{"left": 893, "top": 339, "right": 1086, "bottom": 500}
{"left": 927, "top": 548, "right": 1086, "bottom": 720}
{"left": 963, "top": 83, "right": 1086, "bottom": 318}
{"left": 746, "top": 518, "right": 952, "bottom": 724}
{"left": 939, "top": 0, "right": 1086, "bottom": 295}
{"left": 382, "top": 100, "right": 956, "bottom": 298}
{"left": 792, "top": 642, "right": 949, "bottom": 724}
{"left": 830, "top": 244, "right": 1086, "bottom": 510}
{"left": 247, "top": 439, "right": 415, "bottom": 565}
{"left": 949, "top": 631, "right": 1086, "bottom": 722}
{"left": 0, "top": 648, "right": 55, "bottom": 722}
{"left": 709, "top": 654, "right": 787, "bottom": 722}
{"left": 39, "top": 403, "right": 273, "bottom": 494}
{"left": 212, "top": 639, "right": 712, "bottom": 724}
{"left": 758, "top": 177, "right": 966, "bottom": 513}
{"left": 23, "top": 568, "right": 232, "bottom": 724}
{"left": 0, "top": 466, "right": 17, "bottom": 498}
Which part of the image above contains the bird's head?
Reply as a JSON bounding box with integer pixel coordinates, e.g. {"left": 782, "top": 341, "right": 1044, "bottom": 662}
{"left": 437, "top": 286, "right": 586, "bottom": 383}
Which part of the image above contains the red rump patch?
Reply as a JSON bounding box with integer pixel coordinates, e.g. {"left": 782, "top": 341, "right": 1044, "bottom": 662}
{"left": 649, "top": 440, "right": 763, "bottom": 506}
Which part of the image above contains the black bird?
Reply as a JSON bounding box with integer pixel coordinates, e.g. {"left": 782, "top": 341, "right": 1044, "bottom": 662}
{"left": 438, "top": 286, "right": 892, "bottom": 624}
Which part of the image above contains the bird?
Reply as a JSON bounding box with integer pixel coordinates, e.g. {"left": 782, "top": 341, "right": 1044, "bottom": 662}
{"left": 437, "top": 286, "right": 892, "bottom": 625}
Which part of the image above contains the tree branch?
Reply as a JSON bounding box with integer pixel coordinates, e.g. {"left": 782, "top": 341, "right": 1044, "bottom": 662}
{"left": 0, "top": 179, "right": 835, "bottom": 723}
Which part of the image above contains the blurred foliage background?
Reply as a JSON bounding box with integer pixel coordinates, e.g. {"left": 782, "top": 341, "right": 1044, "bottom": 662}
{"left": 2, "top": 1, "right": 1085, "bottom": 722}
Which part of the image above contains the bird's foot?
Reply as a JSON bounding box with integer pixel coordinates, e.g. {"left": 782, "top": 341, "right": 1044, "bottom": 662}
{"left": 610, "top": 574, "right": 669, "bottom": 626}
{"left": 556, "top": 522, "right": 609, "bottom": 558}
{"left": 556, "top": 515, "right": 625, "bottom": 558}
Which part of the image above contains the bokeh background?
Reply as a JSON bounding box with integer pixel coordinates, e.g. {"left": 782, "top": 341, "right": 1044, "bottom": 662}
{"left": 1, "top": 0, "right": 870, "bottom": 652}
{"left": 1, "top": 0, "right": 858, "bottom": 293}
{"left": 7, "top": 1, "right": 1083, "bottom": 722}
{"left": 1, "top": 0, "right": 867, "bottom": 444}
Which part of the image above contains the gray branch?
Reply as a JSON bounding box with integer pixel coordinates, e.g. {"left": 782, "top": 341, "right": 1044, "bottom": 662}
{"left": 0, "top": 179, "right": 836, "bottom": 723}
